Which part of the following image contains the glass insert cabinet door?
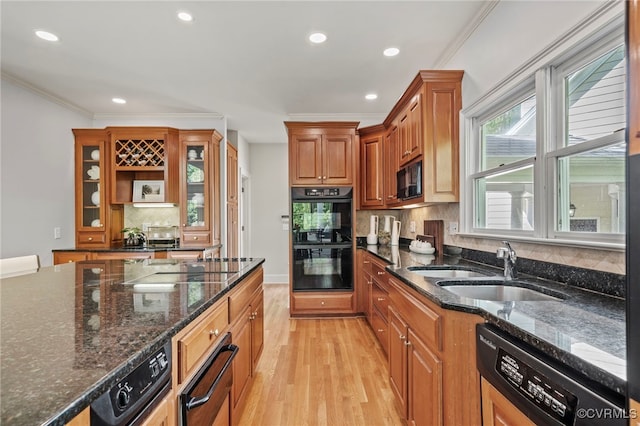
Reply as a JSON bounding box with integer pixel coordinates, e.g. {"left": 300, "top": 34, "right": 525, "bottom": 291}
{"left": 182, "top": 141, "right": 210, "bottom": 229}
{"left": 79, "top": 142, "right": 105, "bottom": 229}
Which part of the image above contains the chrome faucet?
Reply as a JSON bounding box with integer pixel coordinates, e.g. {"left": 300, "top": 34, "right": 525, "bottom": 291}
{"left": 496, "top": 241, "right": 517, "bottom": 281}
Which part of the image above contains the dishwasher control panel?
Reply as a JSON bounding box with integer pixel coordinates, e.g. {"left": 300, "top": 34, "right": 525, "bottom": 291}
{"left": 497, "top": 348, "right": 576, "bottom": 423}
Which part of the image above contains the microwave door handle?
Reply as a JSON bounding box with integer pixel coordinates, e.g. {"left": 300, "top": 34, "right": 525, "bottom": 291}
{"left": 185, "top": 344, "right": 239, "bottom": 410}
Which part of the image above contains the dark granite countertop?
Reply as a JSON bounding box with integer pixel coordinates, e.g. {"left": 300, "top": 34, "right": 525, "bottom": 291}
{"left": 360, "top": 244, "right": 626, "bottom": 396}
{"left": 0, "top": 257, "right": 264, "bottom": 425}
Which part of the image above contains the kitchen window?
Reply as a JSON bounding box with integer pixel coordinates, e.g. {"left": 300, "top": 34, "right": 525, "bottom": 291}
{"left": 461, "top": 20, "right": 625, "bottom": 248}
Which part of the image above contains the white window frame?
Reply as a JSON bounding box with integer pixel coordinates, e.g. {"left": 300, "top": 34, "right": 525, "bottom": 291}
{"left": 460, "top": 4, "right": 625, "bottom": 250}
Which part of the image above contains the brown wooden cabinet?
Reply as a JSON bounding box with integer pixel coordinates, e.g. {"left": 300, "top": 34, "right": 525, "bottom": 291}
{"left": 481, "top": 377, "right": 535, "bottom": 426}
{"left": 140, "top": 392, "right": 174, "bottom": 426}
{"left": 359, "top": 126, "right": 385, "bottom": 208}
{"left": 398, "top": 94, "right": 423, "bottom": 166}
{"left": 53, "top": 251, "right": 90, "bottom": 265}
{"left": 385, "top": 274, "right": 482, "bottom": 426}
{"left": 227, "top": 143, "right": 239, "bottom": 258}
{"left": 228, "top": 268, "right": 264, "bottom": 426}
{"left": 285, "top": 121, "right": 358, "bottom": 186}
{"left": 384, "top": 124, "right": 400, "bottom": 207}
{"left": 179, "top": 130, "right": 222, "bottom": 248}
{"left": 73, "top": 129, "right": 124, "bottom": 248}
{"left": 629, "top": 0, "right": 640, "bottom": 156}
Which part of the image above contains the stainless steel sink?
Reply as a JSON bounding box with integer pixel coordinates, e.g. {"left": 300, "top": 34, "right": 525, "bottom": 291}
{"left": 438, "top": 279, "right": 566, "bottom": 301}
{"left": 407, "top": 266, "right": 493, "bottom": 279}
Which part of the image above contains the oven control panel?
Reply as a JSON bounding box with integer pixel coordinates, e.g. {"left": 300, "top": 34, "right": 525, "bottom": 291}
{"left": 91, "top": 341, "right": 172, "bottom": 425}
{"left": 497, "top": 348, "right": 577, "bottom": 423}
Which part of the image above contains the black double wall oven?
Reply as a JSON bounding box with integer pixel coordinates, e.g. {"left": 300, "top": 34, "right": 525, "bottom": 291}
{"left": 291, "top": 187, "right": 353, "bottom": 292}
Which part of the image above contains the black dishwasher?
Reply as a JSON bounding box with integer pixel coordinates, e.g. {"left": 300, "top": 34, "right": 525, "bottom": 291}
{"left": 477, "top": 324, "right": 625, "bottom": 425}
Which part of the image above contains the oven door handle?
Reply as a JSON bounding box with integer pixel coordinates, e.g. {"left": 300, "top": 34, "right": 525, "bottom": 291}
{"left": 185, "top": 344, "right": 239, "bottom": 410}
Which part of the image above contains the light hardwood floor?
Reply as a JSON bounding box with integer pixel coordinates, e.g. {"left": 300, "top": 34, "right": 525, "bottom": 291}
{"left": 238, "top": 284, "right": 404, "bottom": 426}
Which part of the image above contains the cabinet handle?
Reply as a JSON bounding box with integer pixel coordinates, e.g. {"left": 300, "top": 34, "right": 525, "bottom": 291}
{"left": 399, "top": 334, "right": 406, "bottom": 341}
{"left": 377, "top": 271, "right": 385, "bottom": 275}
{"left": 209, "top": 329, "right": 220, "bottom": 338}
{"left": 377, "top": 198, "right": 382, "bottom": 201}
{"left": 182, "top": 224, "right": 186, "bottom": 227}
{"left": 323, "top": 176, "right": 327, "bottom": 180}
{"left": 363, "top": 261, "right": 370, "bottom": 264}
{"left": 377, "top": 329, "right": 384, "bottom": 333}
{"left": 377, "top": 297, "right": 386, "bottom": 302}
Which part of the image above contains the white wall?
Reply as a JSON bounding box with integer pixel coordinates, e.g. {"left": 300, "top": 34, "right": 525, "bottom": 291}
{"left": 1, "top": 79, "right": 92, "bottom": 266}
{"left": 249, "top": 143, "right": 289, "bottom": 283}
{"left": 446, "top": 0, "right": 613, "bottom": 106}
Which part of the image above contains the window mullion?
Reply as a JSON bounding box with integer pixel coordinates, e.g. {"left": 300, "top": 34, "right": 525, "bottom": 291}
{"left": 536, "top": 67, "right": 551, "bottom": 239}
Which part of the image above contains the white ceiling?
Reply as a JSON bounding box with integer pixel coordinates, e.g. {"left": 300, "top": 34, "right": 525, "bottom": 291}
{"left": 1, "top": 1, "right": 493, "bottom": 144}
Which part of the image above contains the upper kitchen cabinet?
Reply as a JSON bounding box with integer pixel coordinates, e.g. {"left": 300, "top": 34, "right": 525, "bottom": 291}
{"left": 108, "top": 127, "right": 180, "bottom": 204}
{"left": 179, "top": 129, "right": 222, "bottom": 248}
{"left": 285, "top": 121, "right": 359, "bottom": 186}
{"left": 73, "top": 129, "right": 123, "bottom": 248}
{"left": 359, "top": 125, "right": 385, "bottom": 208}
{"left": 384, "top": 123, "right": 401, "bottom": 207}
{"left": 398, "top": 93, "right": 423, "bottom": 166}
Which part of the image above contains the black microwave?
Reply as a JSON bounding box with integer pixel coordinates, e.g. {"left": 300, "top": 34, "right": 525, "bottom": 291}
{"left": 397, "top": 160, "right": 422, "bottom": 200}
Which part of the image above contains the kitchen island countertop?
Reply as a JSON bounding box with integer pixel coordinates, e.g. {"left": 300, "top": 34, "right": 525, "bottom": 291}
{"left": 0, "top": 257, "right": 264, "bottom": 425}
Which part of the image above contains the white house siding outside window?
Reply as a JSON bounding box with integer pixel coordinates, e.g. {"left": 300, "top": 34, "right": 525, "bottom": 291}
{"left": 462, "top": 19, "right": 626, "bottom": 248}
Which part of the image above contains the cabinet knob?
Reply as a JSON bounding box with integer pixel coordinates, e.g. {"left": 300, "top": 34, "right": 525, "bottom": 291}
{"left": 377, "top": 297, "right": 386, "bottom": 302}
{"left": 377, "top": 271, "right": 385, "bottom": 275}
{"left": 377, "top": 198, "right": 382, "bottom": 201}
{"left": 323, "top": 176, "right": 327, "bottom": 180}
{"left": 404, "top": 340, "right": 412, "bottom": 347}
{"left": 193, "top": 236, "right": 198, "bottom": 240}
{"left": 320, "top": 301, "right": 325, "bottom": 305}
{"left": 209, "top": 329, "right": 220, "bottom": 338}
{"left": 88, "top": 237, "right": 93, "bottom": 241}
{"left": 317, "top": 176, "right": 322, "bottom": 180}
{"left": 363, "top": 261, "right": 370, "bottom": 264}
{"left": 399, "top": 334, "right": 406, "bottom": 341}
{"left": 377, "top": 329, "right": 384, "bottom": 333}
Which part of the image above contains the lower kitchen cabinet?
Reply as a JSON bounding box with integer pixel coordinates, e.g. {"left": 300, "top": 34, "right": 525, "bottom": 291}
{"left": 386, "top": 275, "right": 482, "bottom": 426}
{"left": 290, "top": 291, "right": 354, "bottom": 315}
{"left": 480, "top": 377, "right": 535, "bottom": 426}
{"left": 92, "top": 251, "right": 153, "bottom": 261}
{"left": 65, "top": 407, "right": 89, "bottom": 426}
{"left": 228, "top": 268, "right": 264, "bottom": 426}
{"left": 140, "top": 392, "right": 175, "bottom": 426}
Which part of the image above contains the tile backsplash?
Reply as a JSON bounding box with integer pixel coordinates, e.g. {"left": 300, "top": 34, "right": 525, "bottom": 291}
{"left": 356, "top": 204, "right": 625, "bottom": 275}
{"left": 124, "top": 206, "right": 180, "bottom": 230}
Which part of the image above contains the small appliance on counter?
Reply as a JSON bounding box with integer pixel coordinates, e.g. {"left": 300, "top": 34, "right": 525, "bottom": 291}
{"left": 147, "top": 226, "right": 179, "bottom": 248}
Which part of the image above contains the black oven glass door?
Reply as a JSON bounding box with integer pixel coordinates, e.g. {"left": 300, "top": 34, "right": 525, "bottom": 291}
{"left": 180, "top": 333, "right": 238, "bottom": 426}
{"left": 291, "top": 187, "right": 353, "bottom": 291}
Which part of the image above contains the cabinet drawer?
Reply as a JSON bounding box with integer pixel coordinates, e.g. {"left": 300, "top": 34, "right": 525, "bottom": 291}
{"left": 182, "top": 231, "right": 212, "bottom": 246}
{"left": 177, "top": 299, "right": 229, "bottom": 383}
{"left": 228, "top": 268, "right": 264, "bottom": 324}
{"left": 372, "top": 280, "right": 389, "bottom": 315}
{"left": 292, "top": 292, "right": 354, "bottom": 313}
{"left": 371, "top": 261, "right": 388, "bottom": 280}
{"left": 77, "top": 232, "right": 106, "bottom": 245}
{"left": 389, "top": 277, "right": 442, "bottom": 351}
{"left": 92, "top": 252, "right": 153, "bottom": 260}
{"left": 53, "top": 251, "right": 90, "bottom": 265}
{"left": 370, "top": 308, "right": 388, "bottom": 354}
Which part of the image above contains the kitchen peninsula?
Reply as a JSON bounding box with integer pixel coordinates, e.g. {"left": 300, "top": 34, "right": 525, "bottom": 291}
{"left": 0, "top": 257, "right": 264, "bottom": 425}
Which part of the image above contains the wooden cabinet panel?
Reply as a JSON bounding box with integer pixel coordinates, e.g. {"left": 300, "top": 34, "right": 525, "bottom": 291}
{"left": 629, "top": 0, "right": 640, "bottom": 155}
{"left": 231, "top": 304, "right": 252, "bottom": 414}
{"left": 388, "top": 305, "right": 408, "bottom": 417}
{"left": 370, "top": 307, "right": 388, "bottom": 355}
{"left": 407, "top": 329, "right": 442, "bottom": 426}
{"left": 177, "top": 300, "right": 229, "bottom": 384}
{"left": 372, "top": 280, "right": 389, "bottom": 316}
{"left": 384, "top": 125, "right": 400, "bottom": 206}
{"left": 140, "top": 392, "right": 174, "bottom": 426}
{"left": 360, "top": 131, "right": 384, "bottom": 208}
{"left": 290, "top": 134, "right": 323, "bottom": 185}
{"left": 92, "top": 251, "right": 153, "bottom": 260}
{"left": 165, "top": 250, "right": 203, "bottom": 260}
{"left": 291, "top": 292, "right": 354, "bottom": 314}
{"left": 229, "top": 268, "right": 263, "bottom": 323}
{"left": 65, "top": 407, "right": 90, "bottom": 426}
{"left": 481, "top": 377, "right": 535, "bottom": 426}
{"left": 227, "top": 143, "right": 238, "bottom": 203}
{"left": 227, "top": 203, "right": 239, "bottom": 259}
{"left": 286, "top": 122, "right": 358, "bottom": 186}
{"left": 182, "top": 231, "right": 212, "bottom": 246}
{"left": 250, "top": 289, "right": 264, "bottom": 371}
{"left": 53, "top": 251, "right": 90, "bottom": 265}
{"left": 212, "top": 394, "right": 230, "bottom": 426}
{"left": 323, "top": 134, "right": 353, "bottom": 184}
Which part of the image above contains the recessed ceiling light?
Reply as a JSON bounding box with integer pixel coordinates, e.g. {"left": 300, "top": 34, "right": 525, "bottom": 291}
{"left": 35, "top": 30, "right": 59, "bottom": 42}
{"left": 112, "top": 98, "right": 127, "bottom": 104}
{"left": 177, "top": 11, "right": 193, "bottom": 22}
{"left": 309, "top": 32, "right": 327, "bottom": 44}
{"left": 365, "top": 94, "right": 378, "bottom": 100}
{"left": 383, "top": 47, "right": 400, "bottom": 57}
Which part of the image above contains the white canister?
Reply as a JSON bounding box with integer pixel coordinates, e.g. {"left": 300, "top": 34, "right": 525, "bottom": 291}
{"left": 90, "top": 149, "right": 100, "bottom": 160}
{"left": 91, "top": 183, "right": 100, "bottom": 206}
{"left": 391, "top": 220, "right": 401, "bottom": 246}
{"left": 369, "top": 215, "right": 379, "bottom": 236}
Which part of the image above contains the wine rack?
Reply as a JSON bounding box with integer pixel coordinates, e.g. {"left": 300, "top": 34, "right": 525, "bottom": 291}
{"left": 113, "top": 139, "right": 165, "bottom": 167}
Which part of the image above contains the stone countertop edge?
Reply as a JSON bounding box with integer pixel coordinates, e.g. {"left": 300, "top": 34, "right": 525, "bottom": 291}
{"left": 45, "top": 258, "right": 265, "bottom": 426}
{"left": 358, "top": 245, "right": 626, "bottom": 397}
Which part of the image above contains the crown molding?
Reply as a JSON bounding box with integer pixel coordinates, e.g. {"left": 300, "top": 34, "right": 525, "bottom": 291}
{"left": 1, "top": 71, "right": 93, "bottom": 118}
{"left": 93, "top": 112, "right": 225, "bottom": 120}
